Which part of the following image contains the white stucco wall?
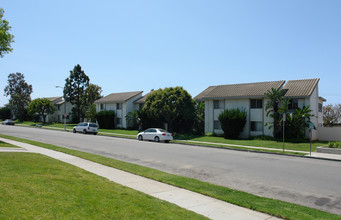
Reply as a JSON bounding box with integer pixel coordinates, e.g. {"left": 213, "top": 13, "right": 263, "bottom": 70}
{"left": 317, "top": 127, "right": 341, "bottom": 141}
{"left": 250, "top": 108, "right": 263, "bottom": 137}
{"left": 308, "top": 85, "right": 319, "bottom": 140}
{"left": 46, "top": 101, "right": 74, "bottom": 123}
{"left": 205, "top": 100, "right": 214, "bottom": 134}
{"left": 95, "top": 93, "right": 142, "bottom": 129}
{"left": 124, "top": 94, "right": 142, "bottom": 128}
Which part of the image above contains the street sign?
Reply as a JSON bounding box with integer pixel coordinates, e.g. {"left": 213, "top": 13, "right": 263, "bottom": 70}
{"left": 283, "top": 113, "right": 286, "bottom": 122}
{"left": 309, "top": 122, "right": 316, "bottom": 130}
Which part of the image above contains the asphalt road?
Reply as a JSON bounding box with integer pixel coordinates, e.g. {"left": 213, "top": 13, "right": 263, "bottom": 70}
{"left": 1, "top": 125, "right": 341, "bottom": 215}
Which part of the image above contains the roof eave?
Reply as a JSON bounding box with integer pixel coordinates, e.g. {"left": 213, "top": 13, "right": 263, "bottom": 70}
{"left": 203, "top": 95, "right": 267, "bottom": 100}
{"left": 124, "top": 91, "right": 143, "bottom": 102}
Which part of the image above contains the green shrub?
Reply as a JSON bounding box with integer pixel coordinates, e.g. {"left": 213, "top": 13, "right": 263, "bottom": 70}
{"left": 218, "top": 108, "right": 247, "bottom": 139}
{"left": 328, "top": 142, "right": 341, "bottom": 149}
{"left": 0, "top": 107, "right": 12, "bottom": 120}
{"left": 96, "top": 111, "right": 115, "bottom": 129}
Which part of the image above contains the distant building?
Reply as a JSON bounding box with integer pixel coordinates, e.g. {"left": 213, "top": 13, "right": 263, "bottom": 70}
{"left": 95, "top": 91, "right": 143, "bottom": 128}
{"left": 195, "top": 78, "right": 324, "bottom": 140}
{"left": 44, "top": 97, "right": 73, "bottom": 123}
{"left": 133, "top": 89, "right": 155, "bottom": 111}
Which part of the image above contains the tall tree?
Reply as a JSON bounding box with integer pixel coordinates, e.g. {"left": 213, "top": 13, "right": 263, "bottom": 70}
{"left": 193, "top": 101, "right": 205, "bottom": 135}
{"left": 63, "top": 64, "right": 89, "bottom": 123}
{"left": 0, "top": 8, "right": 14, "bottom": 58}
{"left": 85, "top": 104, "right": 97, "bottom": 123}
{"left": 143, "top": 87, "right": 195, "bottom": 132}
{"left": 265, "top": 87, "right": 286, "bottom": 138}
{"left": 4, "top": 73, "right": 33, "bottom": 121}
{"left": 85, "top": 83, "right": 102, "bottom": 105}
{"left": 27, "top": 98, "right": 55, "bottom": 123}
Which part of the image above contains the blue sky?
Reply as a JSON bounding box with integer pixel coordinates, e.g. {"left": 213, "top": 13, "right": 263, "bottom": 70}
{"left": 1, "top": 0, "right": 340, "bottom": 106}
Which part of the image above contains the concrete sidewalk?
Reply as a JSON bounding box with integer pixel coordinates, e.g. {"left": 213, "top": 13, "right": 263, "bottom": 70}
{"left": 0, "top": 137, "right": 279, "bottom": 220}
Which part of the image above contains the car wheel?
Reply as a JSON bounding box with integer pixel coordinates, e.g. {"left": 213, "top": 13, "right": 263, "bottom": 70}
{"left": 138, "top": 135, "right": 143, "bottom": 141}
{"left": 154, "top": 136, "right": 160, "bottom": 142}
{"left": 165, "top": 140, "right": 169, "bottom": 143}
{"left": 83, "top": 129, "right": 87, "bottom": 134}
{"left": 93, "top": 132, "right": 97, "bottom": 135}
{"left": 73, "top": 129, "right": 76, "bottom": 133}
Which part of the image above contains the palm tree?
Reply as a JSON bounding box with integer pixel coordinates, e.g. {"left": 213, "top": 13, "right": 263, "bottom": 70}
{"left": 125, "top": 110, "right": 139, "bottom": 129}
{"left": 265, "top": 88, "right": 286, "bottom": 138}
{"left": 286, "top": 106, "right": 313, "bottom": 138}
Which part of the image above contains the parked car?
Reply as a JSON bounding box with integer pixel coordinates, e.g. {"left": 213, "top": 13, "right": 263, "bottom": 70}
{"left": 2, "top": 119, "right": 15, "bottom": 125}
{"left": 73, "top": 122, "right": 98, "bottom": 135}
{"left": 137, "top": 128, "right": 173, "bottom": 143}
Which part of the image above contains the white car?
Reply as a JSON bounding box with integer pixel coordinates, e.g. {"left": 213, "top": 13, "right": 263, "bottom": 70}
{"left": 73, "top": 122, "right": 98, "bottom": 135}
{"left": 137, "top": 128, "right": 173, "bottom": 143}
{"left": 2, "top": 119, "right": 15, "bottom": 125}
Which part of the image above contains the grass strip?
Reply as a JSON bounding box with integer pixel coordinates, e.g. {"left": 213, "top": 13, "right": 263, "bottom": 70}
{"left": 175, "top": 135, "right": 327, "bottom": 152}
{"left": 0, "top": 141, "right": 18, "bottom": 148}
{"left": 0, "top": 134, "right": 339, "bottom": 220}
{"left": 174, "top": 140, "right": 307, "bottom": 156}
{"left": 0, "top": 152, "right": 206, "bottom": 219}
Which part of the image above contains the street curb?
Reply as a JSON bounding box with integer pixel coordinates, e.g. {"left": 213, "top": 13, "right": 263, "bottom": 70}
{"left": 303, "top": 155, "right": 341, "bottom": 163}
{"left": 13, "top": 124, "right": 341, "bottom": 162}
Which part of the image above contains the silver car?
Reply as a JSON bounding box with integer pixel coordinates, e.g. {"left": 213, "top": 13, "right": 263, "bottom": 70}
{"left": 2, "top": 119, "right": 15, "bottom": 125}
{"left": 73, "top": 122, "right": 98, "bottom": 135}
{"left": 137, "top": 128, "right": 173, "bottom": 143}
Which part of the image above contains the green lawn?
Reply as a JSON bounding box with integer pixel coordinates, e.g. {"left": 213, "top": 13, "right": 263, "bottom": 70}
{"left": 0, "top": 134, "right": 339, "bottom": 220}
{"left": 0, "top": 152, "right": 206, "bottom": 219}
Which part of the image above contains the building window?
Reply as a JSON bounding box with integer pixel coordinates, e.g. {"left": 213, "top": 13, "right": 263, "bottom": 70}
{"left": 116, "top": 118, "right": 122, "bottom": 125}
{"left": 288, "top": 99, "right": 298, "bottom": 110}
{"left": 117, "top": 103, "right": 122, "bottom": 110}
{"left": 318, "top": 103, "right": 323, "bottom": 113}
{"left": 214, "top": 100, "right": 223, "bottom": 109}
{"left": 251, "top": 121, "right": 263, "bottom": 132}
{"left": 214, "top": 120, "right": 221, "bottom": 130}
{"left": 57, "top": 105, "right": 60, "bottom": 111}
{"left": 251, "top": 99, "right": 263, "bottom": 109}
{"left": 100, "top": 104, "right": 104, "bottom": 110}
{"left": 139, "top": 103, "right": 144, "bottom": 110}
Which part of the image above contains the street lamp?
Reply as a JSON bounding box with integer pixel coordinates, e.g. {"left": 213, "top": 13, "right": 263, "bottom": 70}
{"left": 56, "top": 86, "right": 67, "bottom": 131}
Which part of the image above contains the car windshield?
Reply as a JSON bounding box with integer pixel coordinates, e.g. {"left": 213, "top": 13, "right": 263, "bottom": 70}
{"left": 89, "top": 123, "right": 98, "bottom": 127}
{"left": 158, "top": 129, "right": 167, "bottom": 132}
